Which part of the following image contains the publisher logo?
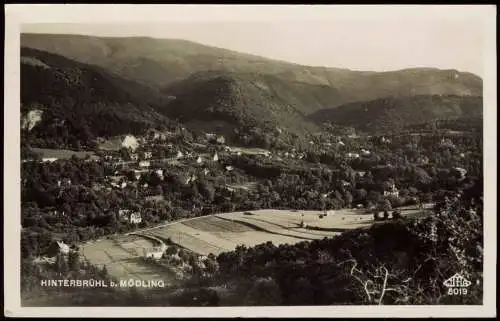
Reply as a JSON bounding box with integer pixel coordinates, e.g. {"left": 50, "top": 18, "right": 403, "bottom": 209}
{"left": 443, "top": 273, "right": 472, "bottom": 296}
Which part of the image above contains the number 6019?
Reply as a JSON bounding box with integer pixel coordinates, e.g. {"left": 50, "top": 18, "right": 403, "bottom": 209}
{"left": 448, "top": 288, "right": 468, "bottom": 295}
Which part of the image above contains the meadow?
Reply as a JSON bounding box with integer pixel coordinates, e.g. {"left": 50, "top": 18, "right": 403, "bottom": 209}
{"left": 79, "top": 235, "right": 173, "bottom": 282}
{"left": 80, "top": 206, "right": 430, "bottom": 279}
{"left": 143, "top": 209, "right": 382, "bottom": 256}
{"left": 31, "top": 148, "right": 98, "bottom": 160}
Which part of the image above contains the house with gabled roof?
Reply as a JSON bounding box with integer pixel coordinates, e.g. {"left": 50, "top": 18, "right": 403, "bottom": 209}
{"left": 143, "top": 246, "right": 165, "bottom": 259}
{"left": 129, "top": 212, "right": 142, "bottom": 224}
{"left": 47, "top": 240, "right": 70, "bottom": 257}
{"left": 383, "top": 183, "right": 399, "bottom": 198}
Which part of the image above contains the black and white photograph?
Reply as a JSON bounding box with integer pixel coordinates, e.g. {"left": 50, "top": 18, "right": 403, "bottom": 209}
{"left": 4, "top": 4, "right": 497, "bottom": 318}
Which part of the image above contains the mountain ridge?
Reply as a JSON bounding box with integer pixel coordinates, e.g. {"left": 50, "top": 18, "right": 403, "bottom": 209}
{"left": 20, "top": 34, "right": 483, "bottom": 148}
{"left": 21, "top": 33, "right": 483, "bottom": 99}
{"left": 21, "top": 33, "right": 483, "bottom": 79}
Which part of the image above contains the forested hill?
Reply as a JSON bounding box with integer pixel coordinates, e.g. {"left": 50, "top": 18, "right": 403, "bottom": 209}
{"left": 308, "top": 95, "right": 483, "bottom": 134}
{"left": 160, "top": 71, "right": 333, "bottom": 136}
{"left": 21, "top": 33, "right": 483, "bottom": 105}
{"left": 21, "top": 47, "right": 174, "bottom": 149}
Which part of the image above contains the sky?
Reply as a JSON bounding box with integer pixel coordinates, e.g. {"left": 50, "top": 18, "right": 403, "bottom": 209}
{"left": 19, "top": 5, "right": 490, "bottom": 77}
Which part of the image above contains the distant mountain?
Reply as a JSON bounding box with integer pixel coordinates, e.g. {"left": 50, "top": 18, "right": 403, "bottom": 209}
{"left": 20, "top": 34, "right": 484, "bottom": 146}
{"left": 20, "top": 47, "right": 174, "bottom": 149}
{"left": 308, "top": 95, "right": 483, "bottom": 134}
{"left": 21, "top": 33, "right": 483, "bottom": 106}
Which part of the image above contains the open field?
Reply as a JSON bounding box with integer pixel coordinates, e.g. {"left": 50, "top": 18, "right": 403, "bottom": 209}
{"left": 80, "top": 205, "right": 432, "bottom": 280}
{"left": 226, "top": 146, "right": 271, "bottom": 156}
{"left": 140, "top": 205, "right": 431, "bottom": 256}
{"left": 79, "top": 234, "right": 174, "bottom": 282}
{"left": 30, "top": 148, "right": 98, "bottom": 160}
{"left": 97, "top": 138, "right": 123, "bottom": 151}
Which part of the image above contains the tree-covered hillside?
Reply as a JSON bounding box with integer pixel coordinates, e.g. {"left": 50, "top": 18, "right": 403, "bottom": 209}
{"left": 309, "top": 95, "right": 483, "bottom": 134}
{"left": 21, "top": 47, "right": 175, "bottom": 149}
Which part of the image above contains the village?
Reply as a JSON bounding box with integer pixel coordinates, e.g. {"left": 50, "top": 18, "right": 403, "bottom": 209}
{"left": 24, "top": 124, "right": 472, "bottom": 268}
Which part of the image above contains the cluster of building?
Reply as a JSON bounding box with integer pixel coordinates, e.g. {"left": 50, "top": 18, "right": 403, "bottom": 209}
{"left": 383, "top": 183, "right": 400, "bottom": 198}
{"left": 118, "top": 209, "right": 143, "bottom": 224}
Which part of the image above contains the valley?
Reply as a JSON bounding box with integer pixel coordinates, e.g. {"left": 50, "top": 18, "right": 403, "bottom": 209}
{"left": 19, "top": 32, "right": 484, "bottom": 307}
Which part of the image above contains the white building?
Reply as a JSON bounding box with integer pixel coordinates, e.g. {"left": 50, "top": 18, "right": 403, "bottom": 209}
{"left": 205, "top": 133, "right": 217, "bottom": 140}
{"left": 139, "top": 160, "right": 151, "bottom": 168}
{"left": 144, "top": 151, "right": 153, "bottom": 159}
{"left": 120, "top": 210, "right": 142, "bottom": 224}
{"left": 155, "top": 169, "right": 164, "bottom": 179}
{"left": 383, "top": 183, "right": 399, "bottom": 198}
{"left": 119, "top": 209, "right": 131, "bottom": 217}
{"left": 196, "top": 156, "right": 203, "bottom": 164}
{"left": 212, "top": 153, "right": 219, "bottom": 162}
{"left": 56, "top": 241, "right": 70, "bottom": 255}
{"left": 122, "top": 135, "right": 139, "bottom": 151}
{"left": 42, "top": 157, "right": 58, "bottom": 163}
{"left": 185, "top": 174, "right": 197, "bottom": 185}
{"left": 346, "top": 152, "right": 360, "bottom": 159}
{"left": 176, "top": 151, "right": 184, "bottom": 159}
{"left": 143, "top": 246, "right": 164, "bottom": 259}
{"left": 381, "top": 137, "right": 391, "bottom": 144}
{"left": 216, "top": 136, "right": 226, "bottom": 145}
{"left": 129, "top": 212, "right": 142, "bottom": 224}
